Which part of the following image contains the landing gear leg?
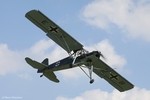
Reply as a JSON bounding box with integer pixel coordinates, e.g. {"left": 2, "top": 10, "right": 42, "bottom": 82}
{"left": 79, "top": 64, "right": 94, "bottom": 84}
{"left": 89, "top": 65, "right": 94, "bottom": 84}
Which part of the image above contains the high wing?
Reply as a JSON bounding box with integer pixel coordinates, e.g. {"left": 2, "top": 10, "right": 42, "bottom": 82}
{"left": 92, "top": 56, "right": 134, "bottom": 92}
{"left": 25, "top": 10, "right": 83, "bottom": 53}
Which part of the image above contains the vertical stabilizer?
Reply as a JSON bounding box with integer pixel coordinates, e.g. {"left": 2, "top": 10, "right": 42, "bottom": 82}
{"left": 42, "top": 58, "right": 49, "bottom": 65}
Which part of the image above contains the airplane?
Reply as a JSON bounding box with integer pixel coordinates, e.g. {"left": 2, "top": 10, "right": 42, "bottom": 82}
{"left": 25, "top": 10, "right": 134, "bottom": 92}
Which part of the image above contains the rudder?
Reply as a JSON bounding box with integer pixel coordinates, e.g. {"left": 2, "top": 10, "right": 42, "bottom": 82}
{"left": 42, "top": 58, "right": 49, "bottom": 65}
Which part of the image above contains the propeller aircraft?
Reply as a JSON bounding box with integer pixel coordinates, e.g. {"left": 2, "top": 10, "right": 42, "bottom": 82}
{"left": 25, "top": 10, "right": 134, "bottom": 92}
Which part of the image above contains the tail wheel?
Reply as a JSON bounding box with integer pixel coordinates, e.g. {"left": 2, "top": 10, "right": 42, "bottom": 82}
{"left": 40, "top": 74, "right": 43, "bottom": 77}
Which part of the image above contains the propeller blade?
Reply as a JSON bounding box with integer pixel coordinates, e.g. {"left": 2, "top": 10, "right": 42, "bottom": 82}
{"left": 93, "top": 45, "right": 107, "bottom": 60}
{"left": 99, "top": 52, "right": 107, "bottom": 61}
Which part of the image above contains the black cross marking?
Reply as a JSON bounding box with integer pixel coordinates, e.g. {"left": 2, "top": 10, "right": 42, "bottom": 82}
{"left": 110, "top": 73, "right": 119, "bottom": 80}
{"left": 48, "top": 26, "right": 58, "bottom": 33}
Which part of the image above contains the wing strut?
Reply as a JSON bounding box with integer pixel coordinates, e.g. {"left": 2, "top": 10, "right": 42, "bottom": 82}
{"left": 89, "top": 65, "right": 94, "bottom": 83}
{"left": 51, "top": 31, "right": 72, "bottom": 55}
{"left": 60, "top": 32, "right": 71, "bottom": 54}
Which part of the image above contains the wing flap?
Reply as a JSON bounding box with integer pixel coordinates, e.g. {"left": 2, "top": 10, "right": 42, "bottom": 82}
{"left": 92, "top": 57, "right": 134, "bottom": 92}
{"left": 25, "top": 10, "right": 83, "bottom": 53}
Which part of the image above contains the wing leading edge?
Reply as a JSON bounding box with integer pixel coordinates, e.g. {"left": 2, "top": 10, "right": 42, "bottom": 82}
{"left": 92, "top": 56, "right": 134, "bottom": 92}
{"left": 25, "top": 10, "right": 83, "bottom": 53}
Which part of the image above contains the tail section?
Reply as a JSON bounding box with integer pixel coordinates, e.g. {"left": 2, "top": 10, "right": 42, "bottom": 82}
{"left": 25, "top": 57, "right": 60, "bottom": 83}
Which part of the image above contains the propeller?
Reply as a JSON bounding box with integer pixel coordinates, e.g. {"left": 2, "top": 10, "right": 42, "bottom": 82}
{"left": 93, "top": 45, "right": 107, "bottom": 60}
{"left": 98, "top": 51, "right": 106, "bottom": 61}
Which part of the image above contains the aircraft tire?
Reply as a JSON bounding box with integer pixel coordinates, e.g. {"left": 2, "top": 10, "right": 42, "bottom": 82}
{"left": 90, "top": 79, "right": 94, "bottom": 84}
{"left": 40, "top": 74, "right": 43, "bottom": 77}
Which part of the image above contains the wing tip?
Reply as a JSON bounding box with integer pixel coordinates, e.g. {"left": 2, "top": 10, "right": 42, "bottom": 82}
{"left": 25, "top": 9, "right": 39, "bottom": 17}
{"left": 119, "top": 85, "right": 134, "bottom": 92}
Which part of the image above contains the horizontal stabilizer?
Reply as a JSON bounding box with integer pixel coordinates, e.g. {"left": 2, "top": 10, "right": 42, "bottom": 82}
{"left": 25, "top": 57, "right": 47, "bottom": 70}
{"left": 43, "top": 70, "right": 60, "bottom": 83}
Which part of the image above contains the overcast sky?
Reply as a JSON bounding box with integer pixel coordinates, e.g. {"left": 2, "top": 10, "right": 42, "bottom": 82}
{"left": 0, "top": 0, "right": 150, "bottom": 100}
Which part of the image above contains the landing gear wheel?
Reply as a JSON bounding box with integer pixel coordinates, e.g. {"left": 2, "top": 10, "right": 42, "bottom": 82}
{"left": 40, "top": 74, "right": 43, "bottom": 77}
{"left": 90, "top": 79, "right": 94, "bottom": 84}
